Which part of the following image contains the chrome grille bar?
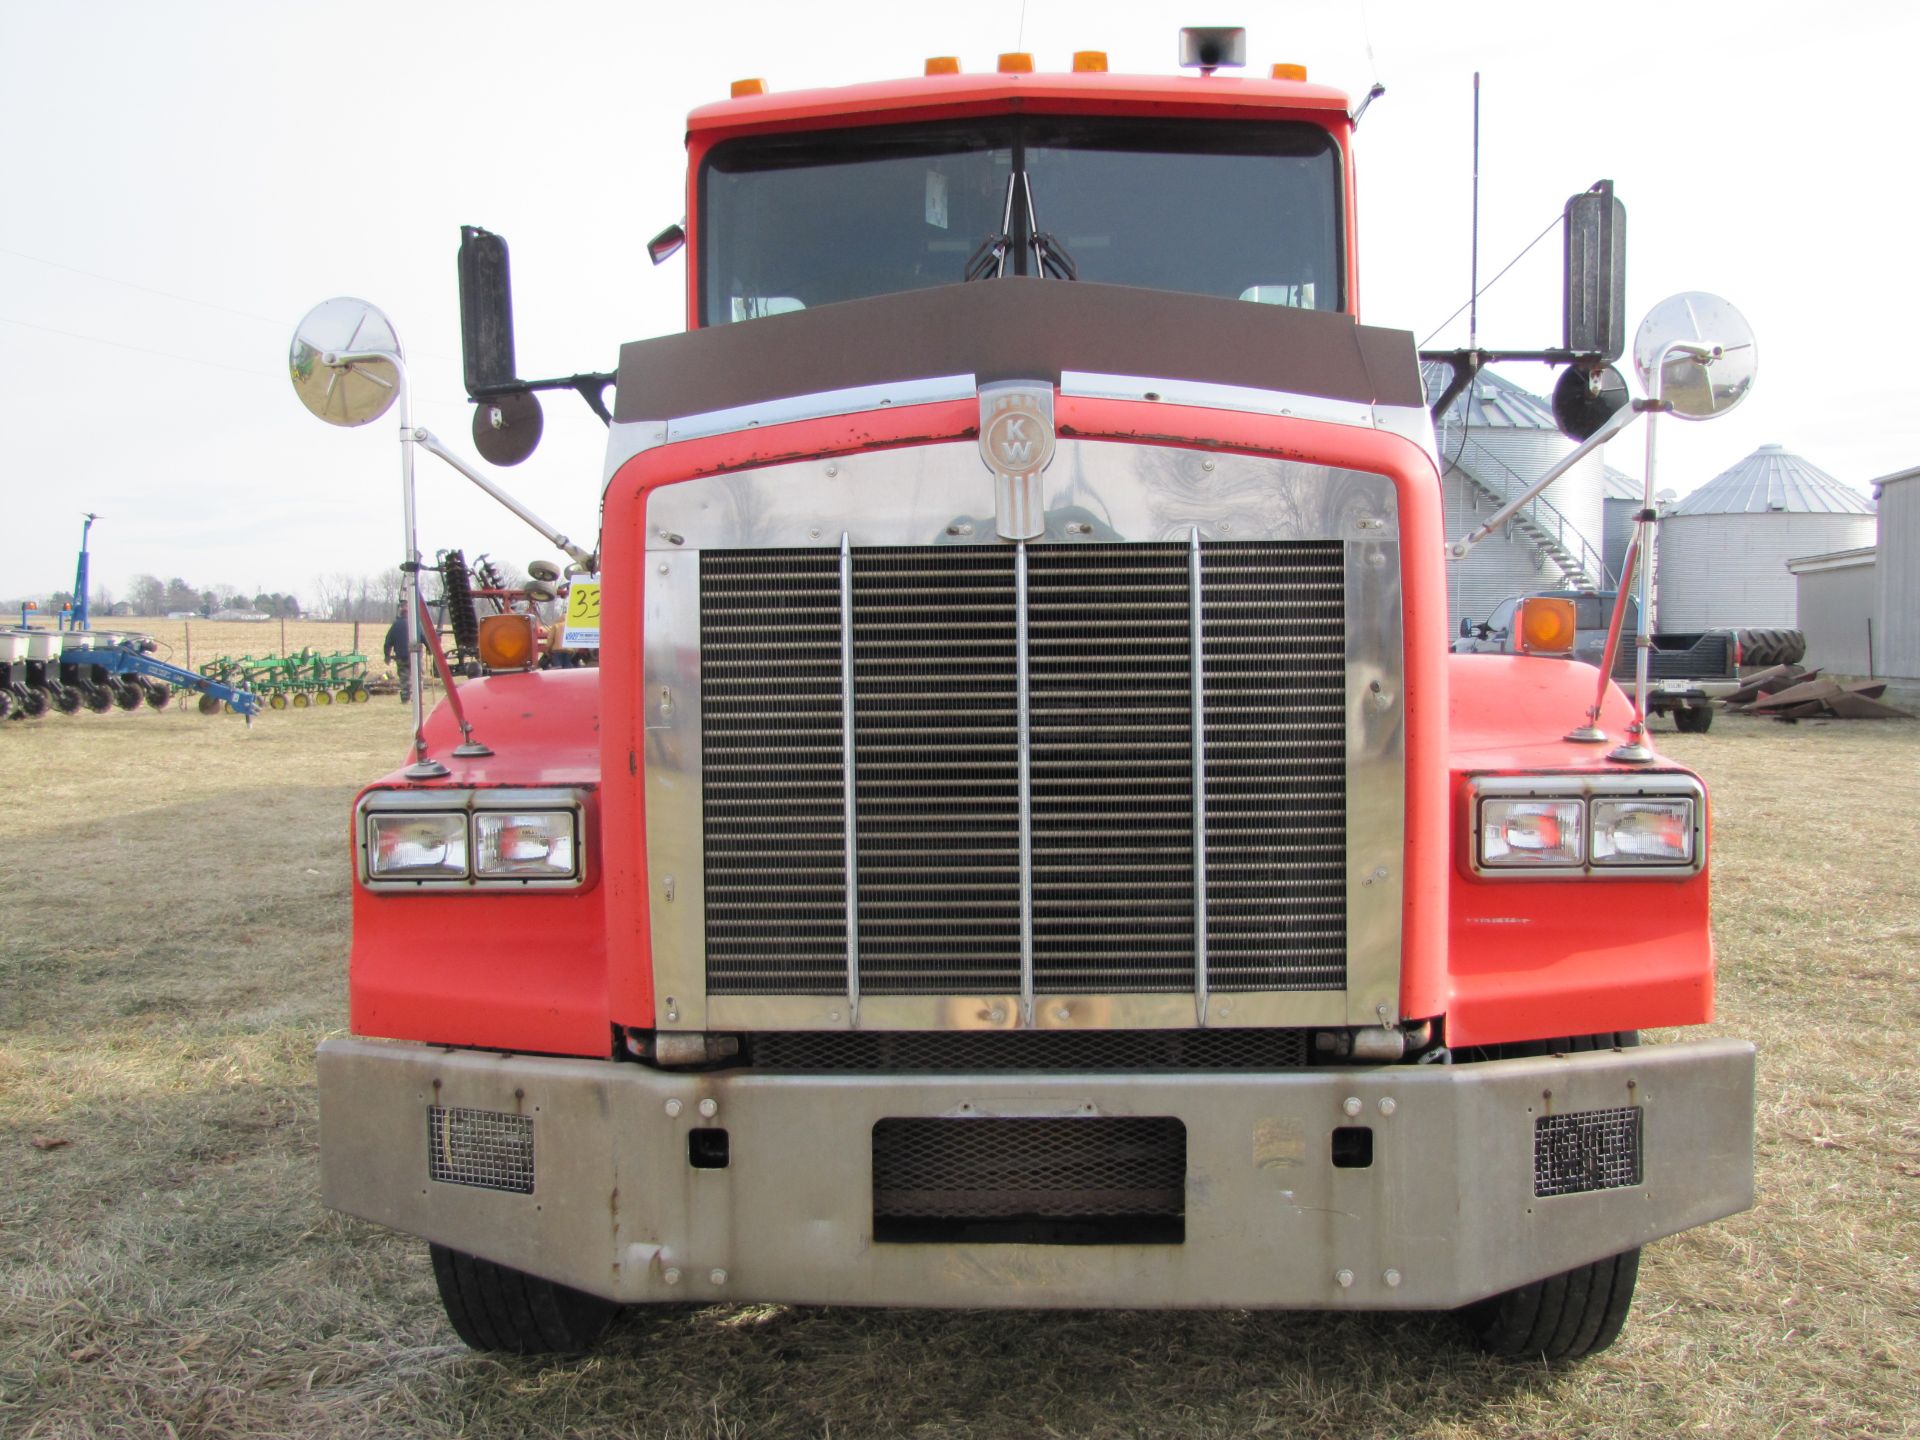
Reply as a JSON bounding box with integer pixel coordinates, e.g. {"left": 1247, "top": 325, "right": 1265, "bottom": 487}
{"left": 1014, "top": 540, "right": 1036, "bottom": 1028}
{"left": 839, "top": 532, "right": 861, "bottom": 1025}
{"left": 1188, "top": 527, "right": 1210, "bottom": 1027}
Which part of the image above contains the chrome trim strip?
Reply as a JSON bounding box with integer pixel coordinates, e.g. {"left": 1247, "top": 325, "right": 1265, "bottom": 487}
{"left": 1188, "top": 527, "right": 1210, "bottom": 1027}
{"left": 665, "top": 374, "right": 976, "bottom": 446}
{"left": 839, "top": 532, "right": 861, "bottom": 1026}
{"left": 1014, "top": 540, "right": 1036, "bottom": 1029}
{"left": 642, "top": 551, "right": 707, "bottom": 1030}
{"left": 706, "top": 990, "right": 1356, "bottom": 1033}
{"left": 1061, "top": 371, "right": 1377, "bottom": 432}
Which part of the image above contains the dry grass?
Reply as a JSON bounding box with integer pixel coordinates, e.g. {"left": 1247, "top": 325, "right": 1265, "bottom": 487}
{"left": 1, "top": 704, "right": 1916, "bottom": 1439}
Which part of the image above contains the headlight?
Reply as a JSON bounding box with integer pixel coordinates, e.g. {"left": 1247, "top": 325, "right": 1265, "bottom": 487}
{"left": 367, "top": 813, "right": 468, "bottom": 879}
{"left": 1592, "top": 798, "right": 1694, "bottom": 866}
{"left": 358, "top": 788, "right": 587, "bottom": 889}
{"left": 475, "top": 811, "right": 578, "bottom": 879}
{"left": 1469, "top": 775, "right": 1704, "bottom": 877}
{"left": 1480, "top": 799, "right": 1585, "bottom": 867}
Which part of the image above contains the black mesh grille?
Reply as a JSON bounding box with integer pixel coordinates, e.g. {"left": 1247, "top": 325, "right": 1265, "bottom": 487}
{"left": 1029, "top": 545, "right": 1193, "bottom": 991}
{"left": 702, "top": 550, "right": 848, "bottom": 995}
{"left": 700, "top": 540, "right": 1348, "bottom": 999}
{"left": 1534, "top": 1107, "right": 1643, "bottom": 1197}
{"left": 748, "top": 1027, "right": 1312, "bottom": 1072}
{"left": 872, "top": 1117, "right": 1185, "bottom": 1227}
{"left": 427, "top": 1106, "right": 534, "bottom": 1194}
{"left": 853, "top": 548, "right": 1021, "bottom": 995}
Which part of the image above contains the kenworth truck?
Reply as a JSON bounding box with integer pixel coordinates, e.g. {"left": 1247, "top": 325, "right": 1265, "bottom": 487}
{"left": 305, "top": 32, "right": 1756, "bottom": 1362}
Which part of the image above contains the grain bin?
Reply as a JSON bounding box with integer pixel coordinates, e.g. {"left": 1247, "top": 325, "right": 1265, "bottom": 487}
{"left": 1658, "top": 445, "right": 1875, "bottom": 630}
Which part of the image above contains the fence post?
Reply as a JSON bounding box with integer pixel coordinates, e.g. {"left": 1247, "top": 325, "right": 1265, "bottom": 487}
{"left": 184, "top": 621, "right": 192, "bottom": 672}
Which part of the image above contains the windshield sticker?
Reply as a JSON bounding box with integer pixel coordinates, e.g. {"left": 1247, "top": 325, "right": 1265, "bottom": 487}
{"left": 925, "top": 171, "right": 949, "bottom": 229}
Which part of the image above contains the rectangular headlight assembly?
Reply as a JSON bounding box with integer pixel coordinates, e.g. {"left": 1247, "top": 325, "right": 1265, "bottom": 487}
{"left": 1470, "top": 775, "right": 1704, "bottom": 877}
{"left": 358, "top": 788, "right": 586, "bottom": 890}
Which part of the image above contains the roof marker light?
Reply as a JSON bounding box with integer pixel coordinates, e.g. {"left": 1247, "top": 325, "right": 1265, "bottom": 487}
{"left": 998, "top": 52, "right": 1034, "bottom": 74}
{"left": 730, "top": 78, "right": 768, "bottom": 98}
{"left": 925, "top": 56, "right": 961, "bottom": 75}
{"left": 1073, "top": 51, "right": 1108, "bottom": 73}
{"left": 1272, "top": 62, "right": 1308, "bottom": 81}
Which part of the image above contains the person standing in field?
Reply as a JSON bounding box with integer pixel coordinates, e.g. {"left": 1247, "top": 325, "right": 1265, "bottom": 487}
{"left": 383, "top": 605, "right": 412, "bottom": 701}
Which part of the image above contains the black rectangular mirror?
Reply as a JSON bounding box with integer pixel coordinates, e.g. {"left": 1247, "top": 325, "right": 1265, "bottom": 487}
{"left": 1563, "top": 182, "right": 1626, "bottom": 361}
{"left": 459, "top": 225, "right": 519, "bottom": 397}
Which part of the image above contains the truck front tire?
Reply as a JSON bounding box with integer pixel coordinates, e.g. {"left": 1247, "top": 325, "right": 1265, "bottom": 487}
{"left": 1458, "top": 1248, "right": 1641, "bottom": 1361}
{"left": 429, "top": 1243, "right": 618, "bottom": 1354}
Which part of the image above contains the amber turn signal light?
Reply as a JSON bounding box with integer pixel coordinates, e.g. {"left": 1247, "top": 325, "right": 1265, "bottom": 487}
{"left": 478, "top": 613, "right": 540, "bottom": 672}
{"left": 730, "top": 78, "right": 768, "bottom": 98}
{"left": 1516, "top": 597, "right": 1578, "bottom": 655}
{"left": 997, "top": 52, "right": 1034, "bottom": 73}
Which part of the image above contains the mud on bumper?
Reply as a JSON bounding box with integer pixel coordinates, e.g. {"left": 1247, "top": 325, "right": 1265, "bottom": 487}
{"left": 318, "top": 1036, "right": 1754, "bottom": 1310}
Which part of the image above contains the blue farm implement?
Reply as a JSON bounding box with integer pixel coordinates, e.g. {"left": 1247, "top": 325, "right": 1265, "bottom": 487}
{"left": 2, "top": 630, "right": 259, "bottom": 720}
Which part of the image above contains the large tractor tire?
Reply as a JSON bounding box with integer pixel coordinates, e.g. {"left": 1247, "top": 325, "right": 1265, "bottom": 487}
{"left": 428, "top": 1244, "right": 618, "bottom": 1355}
{"left": 1737, "top": 627, "right": 1805, "bottom": 669}
{"left": 1452, "top": 1032, "right": 1642, "bottom": 1360}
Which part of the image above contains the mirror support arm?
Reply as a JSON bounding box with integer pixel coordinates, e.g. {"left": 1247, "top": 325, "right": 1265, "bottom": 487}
{"left": 472, "top": 372, "right": 616, "bottom": 426}
{"left": 410, "top": 430, "right": 597, "bottom": 571}
{"left": 1445, "top": 397, "right": 1642, "bottom": 562}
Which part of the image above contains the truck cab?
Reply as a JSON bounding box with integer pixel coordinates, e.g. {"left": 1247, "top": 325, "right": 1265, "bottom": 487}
{"left": 312, "top": 38, "right": 1754, "bottom": 1364}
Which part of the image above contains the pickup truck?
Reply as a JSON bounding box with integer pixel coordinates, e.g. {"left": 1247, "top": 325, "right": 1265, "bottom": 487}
{"left": 1455, "top": 590, "right": 1750, "bottom": 732}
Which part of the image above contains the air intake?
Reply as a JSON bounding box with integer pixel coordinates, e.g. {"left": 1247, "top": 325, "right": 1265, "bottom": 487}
{"left": 1534, "top": 1106, "right": 1642, "bottom": 1197}
{"left": 428, "top": 1105, "right": 535, "bottom": 1194}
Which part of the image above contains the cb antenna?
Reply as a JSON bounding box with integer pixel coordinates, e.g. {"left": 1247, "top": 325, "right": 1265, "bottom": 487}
{"left": 1469, "top": 71, "right": 1481, "bottom": 351}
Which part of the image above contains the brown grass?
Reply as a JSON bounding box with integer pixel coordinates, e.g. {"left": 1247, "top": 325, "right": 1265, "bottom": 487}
{"left": 1, "top": 705, "right": 1916, "bottom": 1439}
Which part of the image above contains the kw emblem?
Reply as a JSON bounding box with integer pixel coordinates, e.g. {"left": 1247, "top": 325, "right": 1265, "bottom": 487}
{"left": 979, "top": 381, "right": 1055, "bottom": 540}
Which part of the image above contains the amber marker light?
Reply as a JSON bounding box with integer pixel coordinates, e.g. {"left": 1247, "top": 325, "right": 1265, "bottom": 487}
{"left": 925, "top": 56, "right": 961, "bottom": 75}
{"left": 478, "top": 613, "right": 540, "bottom": 672}
{"left": 1073, "top": 51, "right": 1108, "bottom": 72}
{"left": 730, "top": 78, "right": 768, "bottom": 98}
{"left": 1271, "top": 62, "right": 1308, "bottom": 81}
{"left": 998, "top": 52, "right": 1034, "bottom": 73}
{"left": 1516, "top": 597, "right": 1578, "bottom": 655}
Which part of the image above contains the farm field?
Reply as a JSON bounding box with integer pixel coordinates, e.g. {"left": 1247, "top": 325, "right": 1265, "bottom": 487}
{"left": 1, "top": 703, "right": 1916, "bottom": 1439}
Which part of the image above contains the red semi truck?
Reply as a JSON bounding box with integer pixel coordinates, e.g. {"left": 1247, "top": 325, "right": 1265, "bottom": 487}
{"left": 309, "top": 33, "right": 1755, "bottom": 1361}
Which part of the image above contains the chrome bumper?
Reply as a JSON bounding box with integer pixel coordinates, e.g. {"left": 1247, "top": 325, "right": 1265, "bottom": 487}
{"left": 318, "top": 1036, "right": 1754, "bottom": 1310}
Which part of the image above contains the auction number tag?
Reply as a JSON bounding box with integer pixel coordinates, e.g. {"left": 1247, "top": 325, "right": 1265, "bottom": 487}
{"left": 562, "top": 580, "right": 602, "bottom": 649}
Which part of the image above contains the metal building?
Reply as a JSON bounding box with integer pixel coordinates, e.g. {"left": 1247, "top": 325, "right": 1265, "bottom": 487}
{"left": 1602, "top": 464, "right": 1641, "bottom": 591}
{"left": 1657, "top": 444, "right": 1876, "bottom": 630}
{"left": 1871, "top": 464, "right": 1919, "bottom": 679}
{"left": 1426, "top": 365, "right": 1609, "bottom": 632}
{"left": 1786, "top": 547, "right": 1877, "bottom": 674}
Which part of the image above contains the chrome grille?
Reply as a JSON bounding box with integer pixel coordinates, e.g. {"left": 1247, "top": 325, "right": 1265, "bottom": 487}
{"left": 700, "top": 540, "right": 1348, "bottom": 1001}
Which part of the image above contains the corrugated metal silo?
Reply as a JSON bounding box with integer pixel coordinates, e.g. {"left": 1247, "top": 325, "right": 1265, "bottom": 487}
{"left": 1658, "top": 445, "right": 1876, "bottom": 630}
{"left": 1603, "top": 465, "right": 1641, "bottom": 591}
{"left": 1425, "top": 366, "right": 1610, "bottom": 631}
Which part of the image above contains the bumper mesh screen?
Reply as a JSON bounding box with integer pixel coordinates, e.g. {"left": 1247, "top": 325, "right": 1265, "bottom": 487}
{"left": 428, "top": 1105, "right": 534, "bottom": 1194}
{"left": 701, "top": 540, "right": 1348, "bottom": 1000}
{"left": 873, "top": 1116, "right": 1185, "bottom": 1232}
{"left": 750, "top": 1027, "right": 1311, "bottom": 1072}
{"left": 1534, "top": 1106, "right": 1642, "bottom": 1197}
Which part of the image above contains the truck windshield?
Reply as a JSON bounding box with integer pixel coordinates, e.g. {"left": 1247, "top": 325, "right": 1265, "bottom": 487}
{"left": 699, "top": 117, "right": 1342, "bottom": 325}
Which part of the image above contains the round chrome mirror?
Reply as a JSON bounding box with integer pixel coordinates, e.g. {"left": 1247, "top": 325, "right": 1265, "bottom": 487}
{"left": 1632, "top": 292, "right": 1757, "bottom": 421}
{"left": 289, "top": 297, "right": 403, "bottom": 427}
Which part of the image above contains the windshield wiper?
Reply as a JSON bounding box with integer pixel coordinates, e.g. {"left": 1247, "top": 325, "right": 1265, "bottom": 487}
{"left": 965, "top": 172, "right": 1020, "bottom": 281}
{"left": 964, "top": 171, "right": 1077, "bottom": 281}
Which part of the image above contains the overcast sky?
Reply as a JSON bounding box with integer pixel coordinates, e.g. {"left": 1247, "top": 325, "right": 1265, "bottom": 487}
{"left": 3, "top": 1, "right": 1914, "bottom": 605}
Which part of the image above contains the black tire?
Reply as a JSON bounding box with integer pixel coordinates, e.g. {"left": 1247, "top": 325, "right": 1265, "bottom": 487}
{"left": 1452, "top": 1032, "right": 1641, "bottom": 1361}
{"left": 197, "top": 693, "right": 221, "bottom": 715}
{"left": 428, "top": 1244, "right": 618, "bottom": 1355}
{"left": 1673, "top": 702, "right": 1714, "bottom": 733}
{"left": 1737, "top": 627, "right": 1805, "bottom": 669}
{"left": 1459, "top": 1248, "right": 1641, "bottom": 1361}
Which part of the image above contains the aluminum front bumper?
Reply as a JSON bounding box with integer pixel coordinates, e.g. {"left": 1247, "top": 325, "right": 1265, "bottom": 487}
{"left": 318, "top": 1036, "right": 1754, "bottom": 1310}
